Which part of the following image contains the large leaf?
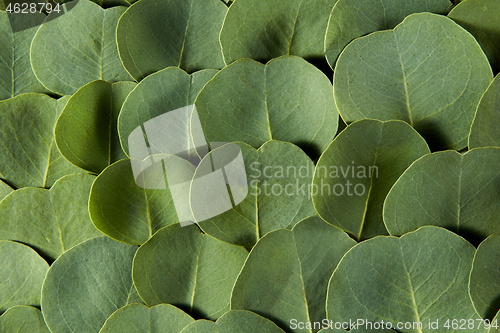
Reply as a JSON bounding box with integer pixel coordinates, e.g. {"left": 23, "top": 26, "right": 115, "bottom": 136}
{"left": 469, "top": 74, "right": 500, "bottom": 149}
{"left": 0, "top": 174, "right": 102, "bottom": 261}
{"left": 327, "top": 226, "right": 480, "bottom": 328}
{"left": 195, "top": 56, "right": 338, "bottom": 157}
{"left": 0, "top": 241, "right": 49, "bottom": 313}
{"left": 219, "top": 0, "right": 338, "bottom": 65}
{"left": 470, "top": 234, "right": 500, "bottom": 320}
{"left": 179, "top": 310, "right": 285, "bottom": 333}
{"left": 116, "top": 0, "right": 226, "bottom": 81}
{"left": 312, "top": 120, "right": 429, "bottom": 241}
{"left": 99, "top": 304, "right": 194, "bottom": 333}
{"left": 30, "top": 0, "right": 132, "bottom": 96}
{"left": 198, "top": 141, "right": 316, "bottom": 250}
{"left": 383, "top": 148, "right": 500, "bottom": 244}
{"left": 0, "top": 93, "right": 82, "bottom": 189}
{"left": 333, "top": 12, "right": 493, "bottom": 150}
{"left": 41, "top": 236, "right": 139, "bottom": 333}
{"left": 0, "top": 11, "right": 50, "bottom": 101}
{"left": 132, "top": 224, "right": 248, "bottom": 320}
{"left": 324, "top": 0, "right": 451, "bottom": 68}
{"left": 55, "top": 80, "right": 136, "bottom": 174}
{"left": 0, "top": 306, "right": 50, "bottom": 333}
{"left": 448, "top": 0, "right": 500, "bottom": 74}
{"left": 118, "top": 67, "right": 218, "bottom": 156}
{"left": 231, "top": 216, "right": 356, "bottom": 333}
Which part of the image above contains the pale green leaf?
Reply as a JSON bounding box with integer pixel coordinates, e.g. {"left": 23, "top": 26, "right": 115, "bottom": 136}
{"left": 334, "top": 12, "right": 493, "bottom": 150}
{"left": 0, "top": 241, "right": 48, "bottom": 314}
{"left": 116, "top": 0, "right": 226, "bottom": 81}
{"left": 0, "top": 180, "right": 13, "bottom": 201}
{"left": 132, "top": 224, "right": 248, "bottom": 320}
{"left": 0, "top": 174, "right": 102, "bottom": 261}
{"left": 231, "top": 216, "right": 356, "bottom": 333}
{"left": 0, "top": 306, "right": 50, "bottom": 333}
{"left": 312, "top": 120, "right": 430, "bottom": 241}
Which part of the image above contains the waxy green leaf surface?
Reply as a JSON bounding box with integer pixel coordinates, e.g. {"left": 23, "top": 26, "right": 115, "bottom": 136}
{"left": 0, "top": 306, "right": 50, "bottom": 333}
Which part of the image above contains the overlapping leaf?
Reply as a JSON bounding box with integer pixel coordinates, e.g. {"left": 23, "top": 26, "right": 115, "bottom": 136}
{"left": 41, "top": 236, "right": 139, "bottom": 333}
{"left": 0, "top": 174, "right": 102, "bottom": 261}
{"left": 469, "top": 74, "right": 500, "bottom": 149}
{"left": 324, "top": 0, "right": 451, "bottom": 67}
{"left": 312, "top": 120, "right": 429, "bottom": 241}
{"left": 0, "top": 180, "right": 12, "bottom": 201}
{"left": 30, "top": 0, "right": 132, "bottom": 96}
{"left": 383, "top": 148, "right": 500, "bottom": 244}
{"left": 195, "top": 56, "right": 338, "bottom": 157}
{"left": 116, "top": 0, "right": 226, "bottom": 81}
{"left": 327, "top": 226, "right": 480, "bottom": 328}
{"left": 231, "top": 216, "right": 356, "bottom": 333}
{"left": 0, "top": 241, "right": 49, "bottom": 314}
{"left": 55, "top": 80, "right": 136, "bottom": 174}
{"left": 0, "top": 306, "right": 50, "bottom": 333}
{"left": 132, "top": 224, "right": 248, "bottom": 320}
{"left": 334, "top": 13, "right": 493, "bottom": 150}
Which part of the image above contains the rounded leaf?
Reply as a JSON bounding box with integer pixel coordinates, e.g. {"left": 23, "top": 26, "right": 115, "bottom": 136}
{"left": 0, "top": 306, "right": 50, "bottom": 333}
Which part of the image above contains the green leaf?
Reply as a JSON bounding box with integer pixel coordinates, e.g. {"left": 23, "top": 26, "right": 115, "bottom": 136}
{"left": 99, "top": 304, "right": 194, "bottom": 333}
{"left": 469, "top": 74, "right": 500, "bottom": 149}
{"left": 0, "top": 306, "right": 50, "bottom": 333}
{"left": 312, "top": 120, "right": 430, "bottom": 241}
{"left": 0, "top": 241, "right": 49, "bottom": 314}
{"left": 195, "top": 56, "right": 338, "bottom": 157}
{"left": 30, "top": 0, "right": 133, "bottom": 96}
{"left": 198, "top": 141, "right": 316, "bottom": 250}
{"left": 327, "top": 226, "right": 479, "bottom": 328}
{"left": 383, "top": 148, "right": 500, "bottom": 244}
{"left": 325, "top": 0, "right": 452, "bottom": 68}
{"left": 118, "top": 67, "right": 217, "bottom": 156}
{"left": 488, "top": 311, "right": 500, "bottom": 332}
{"left": 0, "top": 180, "right": 13, "bottom": 201}
{"left": 448, "top": 0, "right": 500, "bottom": 74}
{"left": 0, "top": 11, "right": 50, "bottom": 101}
{"left": 0, "top": 174, "right": 102, "bottom": 261}
{"left": 469, "top": 234, "right": 500, "bottom": 320}
{"left": 116, "top": 0, "right": 226, "bottom": 81}
{"left": 333, "top": 12, "right": 493, "bottom": 150}
{"left": 41, "top": 236, "right": 139, "bottom": 333}
{"left": 132, "top": 224, "right": 248, "bottom": 320}
{"left": 55, "top": 80, "right": 136, "bottom": 174}
{"left": 219, "top": 0, "right": 338, "bottom": 64}
{"left": 0, "top": 93, "right": 81, "bottom": 189}
{"left": 231, "top": 216, "right": 356, "bottom": 333}
{"left": 179, "top": 310, "right": 285, "bottom": 333}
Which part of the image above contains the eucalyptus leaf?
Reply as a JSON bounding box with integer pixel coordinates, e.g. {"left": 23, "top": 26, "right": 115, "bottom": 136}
{"left": 0, "top": 93, "right": 81, "bottom": 189}
{"left": 41, "top": 236, "right": 139, "bottom": 333}
{"left": 55, "top": 80, "right": 136, "bottom": 174}
{"left": 0, "top": 180, "right": 13, "bottom": 201}
{"left": 327, "top": 226, "right": 480, "bottom": 328}
{"left": 488, "top": 312, "right": 500, "bottom": 332}
{"left": 219, "top": 0, "right": 338, "bottom": 64}
{"left": 132, "top": 224, "right": 248, "bottom": 320}
{"left": 0, "top": 241, "right": 49, "bottom": 314}
{"left": 116, "top": 0, "right": 226, "bottom": 81}
{"left": 0, "top": 174, "right": 102, "bottom": 261}
{"left": 334, "top": 12, "right": 493, "bottom": 150}
{"left": 231, "top": 216, "right": 356, "bottom": 333}
{"left": 312, "top": 120, "right": 429, "bottom": 241}
{"left": 383, "top": 148, "right": 500, "bottom": 244}
{"left": 0, "top": 11, "right": 50, "bottom": 101}
{"left": 118, "top": 67, "right": 217, "bottom": 156}
{"left": 195, "top": 56, "right": 338, "bottom": 157}
{"left": 448, "top": 0, "right": 500, "bottom": 74}
{"left": 469, "top": 74, "right": 500, "bottom": 149}
{"left": 324, "top": 0, "right": 452, "bottom": 68}
{"left": 198, "top": 141, "right": 316, "bottom": 250}
{"left": 99, "top": 304, "right": 194, "bottom": 333}
{"left": 469, "top": 234, "right": 500, "bottom": 320}
{"left": 179, "top": 310, "right": 285, "bottom": 333}
{"left": 0, "top": 306, "right": 50, "bottom": 333}
{"left": 30, "top": 0, "right": 132, "bottom": 96}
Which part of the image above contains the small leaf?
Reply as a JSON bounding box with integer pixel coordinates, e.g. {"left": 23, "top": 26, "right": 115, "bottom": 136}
{"left": 0, "top": 180, "right": 13, "bottom": 201}
{"left": 0, "top": 306, "right": 50, "bottom": 333}
{"left": 132, "top": 224, "right": 248, "bottom": 320}
{"left": 0, "top": 241, "right": 49, "bottom": 314}
{"left": 41, "top": 236, "right": 139, "bottom": 333}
